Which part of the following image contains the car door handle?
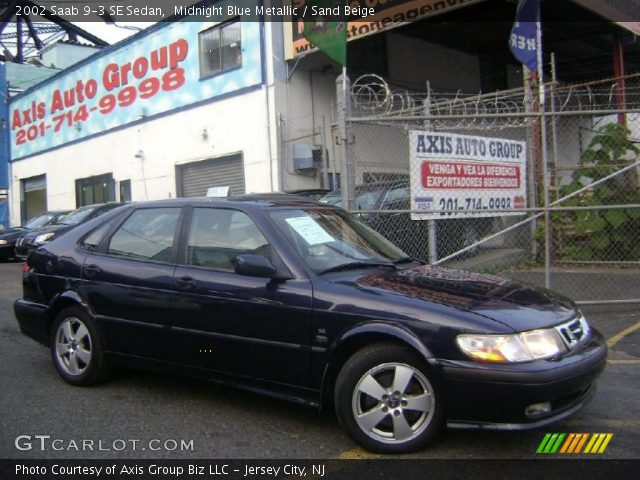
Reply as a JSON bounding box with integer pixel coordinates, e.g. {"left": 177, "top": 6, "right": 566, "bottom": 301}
{"left": 175, "top": 276, "right": 196, "bottom": 290}
{"left": 83, "top": 264, "right": 102, "bottom": 277}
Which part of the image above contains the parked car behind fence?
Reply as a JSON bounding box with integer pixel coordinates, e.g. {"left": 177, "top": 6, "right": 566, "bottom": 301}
{"left": 320, "top": 181, "right": 494, "bottom": 261}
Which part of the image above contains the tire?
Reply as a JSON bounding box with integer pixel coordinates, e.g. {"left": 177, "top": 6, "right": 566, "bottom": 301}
{"left": 50, "top": 306, "right": 109, "bottom": 386}
{"left": 334, "top": 343, "right": 444, "bottom": 453}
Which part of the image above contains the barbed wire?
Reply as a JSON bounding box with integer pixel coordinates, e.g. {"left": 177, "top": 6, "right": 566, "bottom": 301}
{"left": 350, "top": 73, "right": 640, "bottom": 131}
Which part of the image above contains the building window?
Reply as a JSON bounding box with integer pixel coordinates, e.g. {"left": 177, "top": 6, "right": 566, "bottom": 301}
{"left": 120, "top": 180, "right": 132, "bottom": 202}
{"left": 76, "top": 173, "right": 115, "bottom": 207}
{"left": 199, "top": 20, "right": 242, "bottom": 78}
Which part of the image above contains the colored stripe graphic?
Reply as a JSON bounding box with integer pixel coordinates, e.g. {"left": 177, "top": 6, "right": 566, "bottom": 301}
{"left": 560, "top": 434, "right": 575, "bottom": 453}
{"left": 539, "top": 433, "right": 613, "bottom": 454}
{"left": 536, "top": 433, "right": 553, "bottom": 453}
{"left": 584, "top": 433, "right": 614, "bottom": 454}
{"left": 574, "top": 433, "right": 589, "bottom": 453}
{"left": 560, "top": 433, "right": 588, "bottom": 454}
{"left": 537, "top": 433, "right": 565, "bottom": 453}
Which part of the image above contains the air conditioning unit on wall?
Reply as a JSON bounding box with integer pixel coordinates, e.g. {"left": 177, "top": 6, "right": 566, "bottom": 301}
{"left": 292, "top": 144, "right": 322, "bottom": 174}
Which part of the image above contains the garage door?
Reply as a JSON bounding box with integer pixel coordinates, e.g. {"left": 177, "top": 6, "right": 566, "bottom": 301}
{"left": 21, "top": 174, "right": 47, "bottom": 223}
{"left": 177, "top": 155, "right": 245, "bottom": 198}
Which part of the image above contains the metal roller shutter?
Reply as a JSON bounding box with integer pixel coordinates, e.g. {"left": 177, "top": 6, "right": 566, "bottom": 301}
{"left": 22, "top": 175, "right": 47, "bottom": 193}
{"left": 177, "top": 154, "right": 245, "bottom": 198}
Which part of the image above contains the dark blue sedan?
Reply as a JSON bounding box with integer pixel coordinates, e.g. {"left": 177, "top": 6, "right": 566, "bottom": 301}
{"left": 14, "top": 195, "right": 606, "bottom": 453}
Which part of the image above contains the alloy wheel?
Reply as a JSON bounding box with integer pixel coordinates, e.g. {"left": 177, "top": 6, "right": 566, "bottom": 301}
{"left": 54, "top": 317, "right": 92, "bottom": 376}
{"left": 351, "top": 362, "right": 435, "bottom": 445}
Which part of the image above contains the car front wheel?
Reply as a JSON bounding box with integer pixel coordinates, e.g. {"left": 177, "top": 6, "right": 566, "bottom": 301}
{"left": 335, "top": 343, "right": 443, "bottom": 453}
{"left": 50, "top": 307, "right": 109, "bottom": 386}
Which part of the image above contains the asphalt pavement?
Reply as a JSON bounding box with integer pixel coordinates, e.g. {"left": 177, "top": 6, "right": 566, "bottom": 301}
{"left": 0, "top": 261, "right": 638, "bottom": 460}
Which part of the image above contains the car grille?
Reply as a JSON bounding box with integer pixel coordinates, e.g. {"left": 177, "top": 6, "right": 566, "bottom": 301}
{"left": 555, "top": 316, "right": 590, "bottom": 349}
{"left": 15, "top": 237, "right": 23, "bottom": 247}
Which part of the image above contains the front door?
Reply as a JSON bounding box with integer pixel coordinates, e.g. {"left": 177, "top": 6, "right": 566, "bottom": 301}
{"left": 171, "top": 207, "right": 313, "bottom": 387}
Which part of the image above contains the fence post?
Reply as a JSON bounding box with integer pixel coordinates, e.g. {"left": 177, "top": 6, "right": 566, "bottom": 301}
{"left": 321, "top": 115, "right": 330, "bottom": 189}
{"left": 422, "top": 85, "right": 438, "bottom": 263}
{"left": 537, "top": 55, "right": 552, "bottom": 289}
{"left": 336, "top": 72, "right": 354, "bottom": 211}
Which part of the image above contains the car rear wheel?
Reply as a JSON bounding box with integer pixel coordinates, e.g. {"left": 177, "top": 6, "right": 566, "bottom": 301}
{"left": 334, "top": 343, "right": 443, "bottom": 453}
{"left": 51, "top": 307, "right": 109, "bottom": 386}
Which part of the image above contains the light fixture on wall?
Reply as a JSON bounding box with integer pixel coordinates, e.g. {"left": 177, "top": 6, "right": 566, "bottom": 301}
{"left": 137, "top": 150, "right": 149, "bottom": 201}
{"left": 202, "top": 128, "right": 208, "bottom": 140}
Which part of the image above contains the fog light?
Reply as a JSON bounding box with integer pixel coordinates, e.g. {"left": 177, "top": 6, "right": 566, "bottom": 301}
{"left": 525, "top": 402, "right": 552, "bottom": 418}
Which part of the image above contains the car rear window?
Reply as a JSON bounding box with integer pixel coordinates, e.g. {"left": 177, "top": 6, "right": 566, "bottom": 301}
{"left": 107, "top": 208, "right": 181, "bottom": 262}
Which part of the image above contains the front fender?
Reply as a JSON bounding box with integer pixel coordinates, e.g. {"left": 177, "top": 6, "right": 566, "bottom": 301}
{"left": 337, "top": 321, "right": 435, "bottom": 360}
{"left": 319, "top": 321, "right": 435, "bottom": 408}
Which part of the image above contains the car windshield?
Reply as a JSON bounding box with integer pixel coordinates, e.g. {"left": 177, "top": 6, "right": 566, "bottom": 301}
{"left": 269, "top": 208, "right": 407, "bottom": 274}
{"left": 59, "top": 206, "right": 99, "bottom": 225}
{"left": 24, "top": 212, "right": 57, "bottom": 229}
{"left": 320, "top": 186, "right": 387, "bottom": 210}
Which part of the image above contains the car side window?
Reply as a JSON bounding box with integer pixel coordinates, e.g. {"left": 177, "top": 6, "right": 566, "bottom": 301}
{"left": 80, "top": 222, "right": 113, "bottom": 251}
{"left": 107, "top": 208, "right": 181, "bottom": 262}
{"left": 381, "top": 185, "right": 409, "bottom": 209}
{"left": 187, "top": 208, "right": 270, "bottom": 271}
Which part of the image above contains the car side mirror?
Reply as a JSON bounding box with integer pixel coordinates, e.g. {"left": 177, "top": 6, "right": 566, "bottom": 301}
{"left": 234, "top": 254, "right": 277, "bottom": 278}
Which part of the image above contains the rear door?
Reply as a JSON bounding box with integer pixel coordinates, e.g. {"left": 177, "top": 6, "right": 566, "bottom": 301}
{"left": 80, "top": 207, "right": 183, "bottom": 360}
{"left": 171, "top": 207, "right": 314, "bottom": 387}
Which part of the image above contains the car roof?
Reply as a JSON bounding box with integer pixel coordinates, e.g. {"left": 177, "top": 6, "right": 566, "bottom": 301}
{"left": 127, "top": 194, "right": 336, "bottom": 209}
{"left": 325, "top": 180, "right": 409, "bottom": 195}
{"left": 287, "top": 188, "right": 331, "bottom": 195}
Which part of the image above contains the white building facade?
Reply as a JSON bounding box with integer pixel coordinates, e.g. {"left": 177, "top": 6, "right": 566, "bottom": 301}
{"left": 8, "top": 17, "right": 284, "bottom": 224}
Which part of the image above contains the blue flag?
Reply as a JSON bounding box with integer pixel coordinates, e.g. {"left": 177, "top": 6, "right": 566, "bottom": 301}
{"left": 510, "top": 0, "right": 540, "bottom": 71}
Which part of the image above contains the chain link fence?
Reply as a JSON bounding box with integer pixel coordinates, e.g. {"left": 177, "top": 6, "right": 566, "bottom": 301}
{"left": 336, "top": 73, "right": 640, "bottom": 304}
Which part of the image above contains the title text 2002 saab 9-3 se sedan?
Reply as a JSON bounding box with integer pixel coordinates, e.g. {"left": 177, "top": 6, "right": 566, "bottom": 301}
{"left": 14, "top": 195, "right": 607, "bottom": 453}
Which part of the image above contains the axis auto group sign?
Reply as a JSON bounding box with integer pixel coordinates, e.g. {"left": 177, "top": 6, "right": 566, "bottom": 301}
{"left": 11, "top": 39, "right": 188, "bottom": 151}
{"left": 9, "top": 22, "right": 262, "bottom": 160}
{"left": 409, "top": 131, "right": 527, "bottom": 220}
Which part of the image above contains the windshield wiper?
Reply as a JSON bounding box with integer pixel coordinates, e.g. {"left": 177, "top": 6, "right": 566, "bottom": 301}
{"left": 319, "top": 261, "right": 395, "bottom": 274}
{"left": 393, "top": 257, "right": 416, "bottom": 265}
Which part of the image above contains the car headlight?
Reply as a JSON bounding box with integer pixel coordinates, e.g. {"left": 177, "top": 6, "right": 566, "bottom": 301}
{"left": 456, "top": 328, "right": 568, "bottom": 363}
{"left": 0, "top": 239, "right": 8, "bottom": 245}
{"left": 34, "top": 232, "right": 56, "bottom": 244}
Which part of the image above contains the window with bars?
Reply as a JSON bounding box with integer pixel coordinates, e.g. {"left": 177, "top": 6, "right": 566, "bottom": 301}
{"left": 199, "top": 20, "right": 242, "bottom": 78}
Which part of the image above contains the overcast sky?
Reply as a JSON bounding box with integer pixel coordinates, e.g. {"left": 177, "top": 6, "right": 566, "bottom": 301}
{"left": 73, "top": 22, "right": 156, "bottom": 45}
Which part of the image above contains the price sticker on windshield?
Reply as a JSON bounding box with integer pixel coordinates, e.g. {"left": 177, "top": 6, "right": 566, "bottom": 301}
{"left": 285, "top": 216, "right": 335, "bottom": 246}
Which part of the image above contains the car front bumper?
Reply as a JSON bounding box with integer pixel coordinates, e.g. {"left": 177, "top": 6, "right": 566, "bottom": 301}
{"left": 13, "top": 238, "right": 36, "bottom": 259}
{"left": 0, "top": 243, "right": 15, "bottom": 259}
{"left": 437, "top": 328, "right": 607, "bottom": 429}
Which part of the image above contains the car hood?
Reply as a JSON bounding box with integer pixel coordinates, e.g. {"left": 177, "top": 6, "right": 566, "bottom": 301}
{"left": 340, "top": 265, "right": 577, "bottom": 332}
{"left": 0, "top": 227, "right": 27, "bottom": 240}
